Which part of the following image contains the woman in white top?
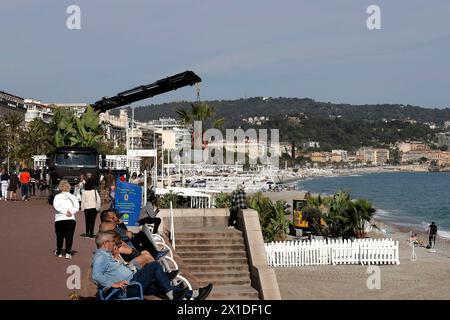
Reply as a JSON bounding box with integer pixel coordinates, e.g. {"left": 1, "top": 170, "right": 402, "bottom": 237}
{"left": 80, "top": 179, "right": 101, "bottom": 239}
{"left": 53, "top": 180, "right": 79, "bottom": 259}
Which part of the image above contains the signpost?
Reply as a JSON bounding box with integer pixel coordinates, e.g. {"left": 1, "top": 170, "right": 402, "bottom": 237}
{"left": 114, "top": 181, "right": 142, "bottom": 226}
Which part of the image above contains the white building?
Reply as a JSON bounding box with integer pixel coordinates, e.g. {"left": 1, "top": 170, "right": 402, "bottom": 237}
{"left": 44, "top": 103, "right": 88, "bottom": 117}
{"left": 332, "top": 149, "right": 348, "bottom": 162}
{"left": 302, "top": 141, "right": 320, "bottom": 150}
{"left": 24, "top": 99, "right": 53, "bottom": 124}
{"left": 32, "top": 155, "right": 48, "bottom": 170}
{"left": 100, "top": 110, "right": 128, "bottom": 148}
{"left": 103, "top": 155, "right": 141, "bottom": 174}
{"left": 357, "top": 148, "right": 390, "bottom": 165}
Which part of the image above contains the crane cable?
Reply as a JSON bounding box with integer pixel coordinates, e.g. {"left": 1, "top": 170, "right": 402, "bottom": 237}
{"left": 196, "top": 82, "right": 201, "bottom": 104}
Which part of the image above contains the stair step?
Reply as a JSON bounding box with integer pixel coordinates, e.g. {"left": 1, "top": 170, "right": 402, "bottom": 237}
{"left": 199, "top": 279, "right": 251, "bottom": 287}
{"left": 182, "top": 257, "right": 249, "bottom": 265}
{"left": 176, "top": 244, "right": 246, "bottom": 252}
{"left": 176, "top": 231, "right": 243, "bottom": 239}
{"left": 178, "top": 251, "right": 247, "bottom": 258}
{"left": 209, "top": 286, "right": 259, "bottom": 300}
{"left": 193, "top": 271, "right": 250, "bottom": 281}
{"left": 176, "top": 238, "right": 244, "bottom": 245}
{"left": 188, "top": 265, "right": 249, "bottom": 273}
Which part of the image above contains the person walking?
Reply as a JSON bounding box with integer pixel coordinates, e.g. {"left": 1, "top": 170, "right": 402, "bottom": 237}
{"left": 81, "top": 179, "right": 101, "bottom": 239}
{"left": 7, "top": 171, "right": 19, "bottom": 201}
{"left": 53, "top": 180, "right": 79, "bottom": 259}
{"left": 19, "top": 168, "right": 31, "bottom": 201}
{"left": 0, "top": 168, "right": 9, "bottom": 201}
{"left": 228, "top": 184, "right": 247, "bottom": 229}
{"left": 427, "top": 221, "right": 438, "bottom": 249}
{"left": 29, "top": 169, "right": 37, "bottom": 197}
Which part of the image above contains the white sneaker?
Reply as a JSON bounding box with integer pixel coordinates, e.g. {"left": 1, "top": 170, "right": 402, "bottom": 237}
{"left": 65, "top": 253, "right": 72, "bottom": 259}
{"left": 54, "top": 251, "right": 63, "bottom": 258}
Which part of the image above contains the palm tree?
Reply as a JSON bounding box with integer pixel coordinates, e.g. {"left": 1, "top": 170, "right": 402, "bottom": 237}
{"left": 249, "top": 193, "right": 289, "bottom": 242}
{"left": 302, "top": 206, "right": 328, "bottom": 237}
{"left": 305, "top": 190, "right": 376, "bottom": 239}
{"left": 0, "top": 118, "right": 7, "bottom": 157}
{"left": 176, "top": 102, "right": 224, "bottom": 129}
{"left": 328, "top": 191, "right": 352, "bottom": 238}
{"left": 3, "top": 112, "right": 24, "bottom": 169}
{"left": 348, "top": 199, "right": 376, "bottom": 238}
{"left": 267, "top": 200, "right": 290, "bottom": 241}
{"left": 18, "top": 119, "right": 54, "bottom": 167}
{"left": 23, "top": 119, "right": 54, "bottom": 154}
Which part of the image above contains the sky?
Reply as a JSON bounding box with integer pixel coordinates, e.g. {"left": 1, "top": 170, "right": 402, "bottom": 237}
{"left": 1, "top": 0, "right": 449, "bottom": 108}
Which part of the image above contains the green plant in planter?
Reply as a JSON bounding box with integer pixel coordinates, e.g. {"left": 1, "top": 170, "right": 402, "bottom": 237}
{"left": 214, "top": 193, "right": 232, "bottom": 208}
{"left": 158, "top": 191, "right": 180, "bottom": 209}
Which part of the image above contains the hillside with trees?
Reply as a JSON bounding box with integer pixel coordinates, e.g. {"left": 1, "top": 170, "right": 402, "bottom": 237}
{"left": 121, "top": 97, "right": 445, "bottom": 151}
{"left": 124, "top": 97, "right": 450, "bottom": 126}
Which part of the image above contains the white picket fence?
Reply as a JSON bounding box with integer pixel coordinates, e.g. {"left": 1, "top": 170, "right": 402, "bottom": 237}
{"left": 265, "top": 238, "right": 400, "bottom": 267}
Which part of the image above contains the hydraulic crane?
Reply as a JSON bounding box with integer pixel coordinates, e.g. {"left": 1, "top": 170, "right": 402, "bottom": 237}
{"left": 46, "top": 71, "right": 201, "bottom": 203}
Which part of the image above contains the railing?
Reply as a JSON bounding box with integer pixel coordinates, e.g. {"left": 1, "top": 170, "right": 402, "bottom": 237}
{"left": 169, "top": 201, "right": 175, "bottom": 249}
{"left": 265, "top": 238, "right": 400, "bottom": 267}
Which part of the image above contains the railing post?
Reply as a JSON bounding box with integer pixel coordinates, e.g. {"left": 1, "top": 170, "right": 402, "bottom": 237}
{"left": 169, "top": 201, "right": 175, "bottom": 249}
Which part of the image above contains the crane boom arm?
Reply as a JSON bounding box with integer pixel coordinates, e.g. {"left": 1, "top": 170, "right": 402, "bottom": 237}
{"left": 92, "top": 70, "right": 201, "bottom": 113}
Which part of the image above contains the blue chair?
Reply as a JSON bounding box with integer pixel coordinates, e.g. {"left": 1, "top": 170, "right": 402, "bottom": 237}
{"left": 97, "top": 281, "right": 144, "bottom": 300}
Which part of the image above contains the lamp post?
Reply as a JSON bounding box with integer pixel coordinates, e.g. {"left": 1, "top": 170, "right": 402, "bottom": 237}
{"left": 7, "top": 141, "right": 10, "bottom": 173}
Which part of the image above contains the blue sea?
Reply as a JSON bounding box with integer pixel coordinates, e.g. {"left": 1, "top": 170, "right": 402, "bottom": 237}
{"left": 297, "top": 172, "right": 450, "bottom": 238}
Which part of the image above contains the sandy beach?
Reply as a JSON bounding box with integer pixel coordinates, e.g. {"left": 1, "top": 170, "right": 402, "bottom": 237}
{"left": 262, "top": 190, "right": 450, "bottom": 299}
{"left": 275, "top": 222, "right": 450, "bottom": 299}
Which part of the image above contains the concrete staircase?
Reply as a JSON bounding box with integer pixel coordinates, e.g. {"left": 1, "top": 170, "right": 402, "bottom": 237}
{"left": 175, "top": 228, "right": 259, "bottom": 300}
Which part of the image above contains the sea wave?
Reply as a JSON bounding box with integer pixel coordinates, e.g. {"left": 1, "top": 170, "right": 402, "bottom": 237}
{"left": 436, "top": 230, "right": 450, "bottom": 240}
{"left": 375, "top": 210, "right": 450, "bottom": 239}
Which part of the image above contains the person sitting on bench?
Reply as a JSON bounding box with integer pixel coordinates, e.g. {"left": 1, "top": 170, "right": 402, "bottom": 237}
{"left": 100, "top": 209, "right": 169, "bottom": 260}
{"left": 92, "top": 232, "right": 189, "bottom": 300}
{"left": 92, "top": 232, "right": 213, "bottom": 300}
{"left": 139, "top": 194, "right": 161, "bottom": 234}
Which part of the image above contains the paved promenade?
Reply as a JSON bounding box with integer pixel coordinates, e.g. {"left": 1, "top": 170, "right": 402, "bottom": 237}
{"left": 0, "top": 198, "right": 95, "bottom": 299}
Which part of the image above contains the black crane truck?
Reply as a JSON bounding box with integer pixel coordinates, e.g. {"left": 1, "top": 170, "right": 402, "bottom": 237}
{"left": 46, "top": 71, "right": 201, "bottom": 204}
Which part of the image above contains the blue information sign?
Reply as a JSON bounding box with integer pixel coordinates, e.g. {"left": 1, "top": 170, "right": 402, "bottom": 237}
{"left": 114, "top": 181, "right": 142, "bottom": 226}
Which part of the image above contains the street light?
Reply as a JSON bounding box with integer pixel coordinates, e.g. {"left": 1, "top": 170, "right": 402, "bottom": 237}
{"left": 7, "top": 141, "right": 10, "bottom": 173}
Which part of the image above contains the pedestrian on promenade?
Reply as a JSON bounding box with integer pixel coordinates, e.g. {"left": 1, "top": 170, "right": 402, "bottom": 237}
{"left": 7, "top": 171, "right": 19, "bottom": 201}
{"left": 0, "top": 168, "right": 9, "bottom": 201}
{"left": 104, "top": 170, "right": 115, "bottom": 192}
{"left": 81, "top": 179, "right": 101, "bottom": 239}
{"left": 427, "top": 222, "right": 438, "bottom": 249}
{"left": 19, "top": 168, "right": 31, "bottom": 201}
{"left": 228, "top": 184, "right": 247, "bottom": 229}
{"left": 73, "top": 174, "right": 86, "bottom": 205}
{"left": 29, "top": 169, "right": 37, "bottom": 197}
{"left": 53, "top": 180, "right": 79, "bottom": 259}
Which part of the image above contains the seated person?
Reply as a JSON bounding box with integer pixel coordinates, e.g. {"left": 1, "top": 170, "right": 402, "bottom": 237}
{"left": 92, "top": 232, "right": 212, "bottom": 300}
{"left": 100, "top": 209, "right": 169, "bottom": 260}
{"left": 139, "top": 195, "right": 161, "bottom": 234}
{"left": 99, "top": 222, "right": 152, "bottom": 263}
{"left": 108, "top": 230, "right": 179, "bottom": 281}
